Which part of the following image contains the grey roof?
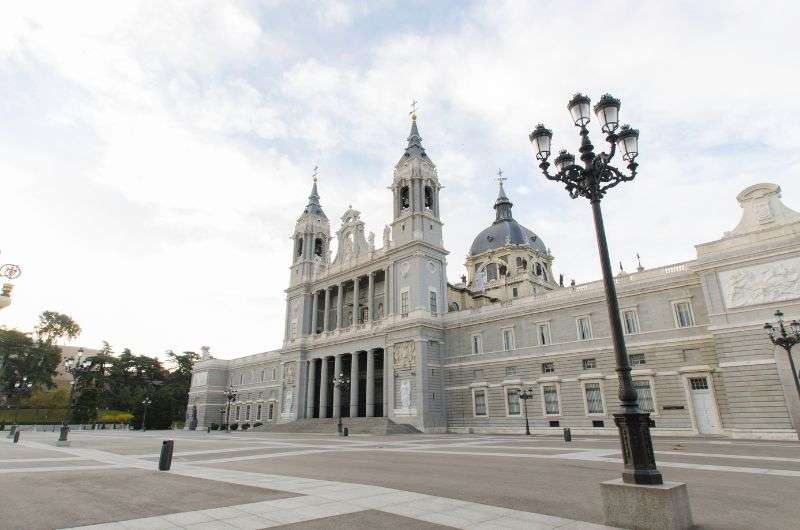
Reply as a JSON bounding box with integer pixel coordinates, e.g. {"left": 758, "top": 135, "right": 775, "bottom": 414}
{"left": 469, "top": 182, "right": 547, "bottom": 256}
{"left": 303, "top": 180, "right": 327, "bottom": 219}
{"left": 402, "top": 117, "right": 428, "bottom": 159}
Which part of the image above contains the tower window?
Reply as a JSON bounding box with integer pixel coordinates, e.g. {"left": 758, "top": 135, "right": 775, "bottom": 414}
{"left": 424, "top": 186, "right": 433, "bottom": 209}
{"left": 400, "top": 186, "right": 410, "bottom": 208}
{"left": 314, "top": 238, "right": 323, "bottom": 256}
{"left": 296, "top": 238, "right": 303, "bottom": 257}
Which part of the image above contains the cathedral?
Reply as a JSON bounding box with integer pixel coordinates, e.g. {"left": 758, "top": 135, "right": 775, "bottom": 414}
{"left": 188, "top": 116, "right": 800, "bottom": 440}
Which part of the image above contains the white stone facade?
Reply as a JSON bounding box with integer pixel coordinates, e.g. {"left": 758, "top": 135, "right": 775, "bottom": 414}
{"left": 188, "top": 123, "right": 800, "bottom": 440}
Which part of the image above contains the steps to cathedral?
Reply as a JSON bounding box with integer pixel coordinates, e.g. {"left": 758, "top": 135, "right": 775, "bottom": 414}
{"left": 252, "top": 417, "right": 420, "bottom": 435}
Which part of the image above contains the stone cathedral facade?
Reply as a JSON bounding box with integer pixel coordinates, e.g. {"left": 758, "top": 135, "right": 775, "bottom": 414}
{"left": 188, "top": 118, "right": 800, "bottom": 440}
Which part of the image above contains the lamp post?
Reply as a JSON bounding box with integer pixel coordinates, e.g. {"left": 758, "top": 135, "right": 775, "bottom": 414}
{"left": 63, "top": 351, "right": 93, "bottom": 426}
{"left": 223, "top": 385, "right": 237, "bottom": 433}
{"left": 0, "top": 262, "right": 21, "bottom": 311}
{"left": 529, "top": 93, "right": 662, "bottom": 486}
{"left": 141, "top": 397, "right": 152, "bottom": 432}
{"left": 218, "top": 407, "right": 226, "bottom": 430}
{"left": 518, "top": 387, "right": 534, "bottom": 436}
{"left": 332, "top": 372, "right": 350, "bottom": 435}
{"left": 764, "top": 310, "right": 800, "bottom": 400}
{"left": 10, "top": 376, "right": 33, "bottom": 426}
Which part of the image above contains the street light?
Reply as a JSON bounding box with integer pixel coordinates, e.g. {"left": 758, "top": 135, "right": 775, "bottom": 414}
{"left": 765, "top": 310, "right": 800, "bottom": 400}
{"left": 10, "top": 376, "right": 33, "bottom": 426}
{"left": 218, "top": 407, "right": 226, "bottom": 430}
{"left": 518, "top": 387, "right": 534, "bottom": 436}
{"left": 0, "top": 262, "right": 21, "bottom": 311}
{"left": 529, "top": 94, "right": 660, "bottom": 486}
{"left": 223, "top": 385, "right": 237, "bottom": 433}
{"left": 332, "top": 372, "right": 351, "bottom": 435}
{"left": 141, "top": 397, "right": 152, "bottom": 432}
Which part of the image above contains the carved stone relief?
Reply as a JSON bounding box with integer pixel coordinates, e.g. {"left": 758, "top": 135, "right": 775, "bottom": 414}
{"left": 393, "top": 341, "right": 416, "bottom": 371}
{"left": 719, "top": 257, "right": 800, "bottom": 308}
{"left": 400, "top": 380, "right": 412, "bottom": 408}
{"left": 283, "top": 361, "right": 296, "bottom": 381}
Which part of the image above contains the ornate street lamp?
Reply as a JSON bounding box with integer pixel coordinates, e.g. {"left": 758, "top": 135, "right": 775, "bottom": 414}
{"left": 218, "top": 407, "right": 226, "bottom": 430}
{"left": 223, "top": 385, "right": 238, "bottom": 433}
{"left": 141, "top": 397, "right": 152, "bottom": 432}
{"left": 765, "top": 310, "right": 800, "bottom": 400}
{"left": 63, "top": 351, "right": 93, "bottom": 426}
{"left": 332, "top": 372, "right": 351, "bottom": 435}
{"left": 529, "top": 94, "right": 660, "bottom": 486}
{"left": 10, "top": 376, "right": 33, "bottom": 426}
{"left": 0, "top": 262, "right": 21, "bottom": 311}
{"left": 518, "top": 387, "right": 534, "bottom": 436}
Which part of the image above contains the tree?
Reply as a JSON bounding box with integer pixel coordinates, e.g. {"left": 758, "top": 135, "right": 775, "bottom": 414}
{"left": 34, "top": 311, "right": 81, "bottom": 345}
{"left": 166, "top": 350, "right": 199, "bottom": 423}
{"left": 0, "top": 329, "right": 62, "bottom": 391}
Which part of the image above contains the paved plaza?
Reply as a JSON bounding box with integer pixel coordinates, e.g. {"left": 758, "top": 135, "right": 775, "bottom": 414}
{"left": 1, "top": 430, "right": 799, "bottom": 529}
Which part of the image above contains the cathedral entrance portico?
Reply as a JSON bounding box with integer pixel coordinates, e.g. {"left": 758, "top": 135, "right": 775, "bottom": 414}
{"left": 303, "top": 348, "right": 385, "bottom": 420}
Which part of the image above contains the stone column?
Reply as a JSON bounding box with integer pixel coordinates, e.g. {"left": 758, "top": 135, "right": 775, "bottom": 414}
{"left": 322, "top": 287, "right": 330, "bottom": 331}
{"left": 383, "top": 349, "right": 390, "bottom": 417}
{"left": 319, "top": 357, "right": 329, "bottom": 418}
{"left": 367, "top": 272, "right": 375, "bottom": 322}
{"left": 385, "top": 266, "right": 392, "bottom": 316}
{"left": 366, "top": 350, "right": 375, "bottom": 417}
{"left": 336, "top": 282, "right": 344, "bottom": 329}
{"left": 352, "top": 277, "right": 360, "bottom": 325}
{"left": 350, "top": 352, "right": 360, "bottom": 418}
{"left": 311, "top": 291, "right": 319, "bottom": 334}
{"left": 305, "top": 359, "right": 316, "bottom": 419}
{"left": 333, "top": 354, "right": 342, "bottom": 419}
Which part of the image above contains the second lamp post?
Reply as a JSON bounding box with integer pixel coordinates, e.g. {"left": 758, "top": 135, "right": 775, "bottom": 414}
{"left": 530, "top": 93, "right": 662, "bottom": 485}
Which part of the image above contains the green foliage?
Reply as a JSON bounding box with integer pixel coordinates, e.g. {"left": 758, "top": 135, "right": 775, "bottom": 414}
{"left": 97, "top": 409, "right": 133, "bottom": 423}
{"left": 35, "top": 311, "right": 81, "bottom": 345}
{"left": 23, "top": 386, "right": 69, "bottom": 409}
{"left": 0, "top": 328, "right": 62, "bottom": 391}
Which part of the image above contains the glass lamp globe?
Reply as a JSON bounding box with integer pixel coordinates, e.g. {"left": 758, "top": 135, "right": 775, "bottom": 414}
{"left": 567, "top": 93, "right": 591, "bottom": 127}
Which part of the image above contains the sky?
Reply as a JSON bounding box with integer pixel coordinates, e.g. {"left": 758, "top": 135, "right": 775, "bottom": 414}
{"left": 1, "top": 1, "right": 799, "bottom": 359}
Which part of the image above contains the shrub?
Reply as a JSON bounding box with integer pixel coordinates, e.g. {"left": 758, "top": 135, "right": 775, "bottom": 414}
{"left": 230, "top": 423, "right": 239, "bottom": 431}
{"left": 210, "top": 423, "right": 219, "bottom": 431}
{"left": 241, "top": 423, "right": 250, "bottom": 430}
{"left": 253, "top": 422, "right": 263, "bottom": 428}
{"left": 98, "top": 410, "right": 134, "bottom": 423}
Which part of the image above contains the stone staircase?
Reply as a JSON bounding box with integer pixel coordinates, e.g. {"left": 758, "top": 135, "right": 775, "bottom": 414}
{"left": 252, "top": 417, "right": 420, "bottom": 435}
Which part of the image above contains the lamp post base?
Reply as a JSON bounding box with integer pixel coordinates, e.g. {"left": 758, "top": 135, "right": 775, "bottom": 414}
{"left": 601, "top": 479, "right": 693, "bottom": 530}
{"left": 613, "top": 412, "right": 663, "bottom": 485}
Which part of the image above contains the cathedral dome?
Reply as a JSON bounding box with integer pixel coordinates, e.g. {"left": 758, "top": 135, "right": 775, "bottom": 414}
{"left": 468, "top": 182, "right": 547, "bottom": 256}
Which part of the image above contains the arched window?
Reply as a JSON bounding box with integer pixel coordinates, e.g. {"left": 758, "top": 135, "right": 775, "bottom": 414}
{"left": 296, "top": 238, "right": 303, "bottom": 257}
{"left": 424, "top": 186, "right": 433, "bottom": 209}
{"left": 448, "top": 302, "right": 459, "bottom": 312}
{"left": 314, "top": 238, "right": 323, "bottom": 256}
{"left": 400, "top": 186, "right": 410, "bottom": 208}
{"left": 542, "top": 265, "right": 548, "bottom": 281}
{"left": 535, "top": 263, "right": 542, "bottom": 276}
{"left": 486, "top": 263, "right": 498, "bottom": 281}
{"left": 499, "top": 264, "right": 507, "bottom": 277}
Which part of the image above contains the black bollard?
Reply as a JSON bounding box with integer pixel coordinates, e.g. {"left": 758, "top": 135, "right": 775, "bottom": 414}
{"left": 159, "top": 440, "right": 174, "bottom": 471}
{"left": 57, "top": 425, "right": 70, "bottom": 446}
{"left": 13, "top": 430, "right": 20, "bottom": 443}
{"left": 343, "top": 427, "right": 349, "bottom": 437}
{"left": 0, "top": 422, "right": 5, "bottom": 431}
{"left": 563, "top": 427, "right": 572, "bottom": 442}
{"left": 207, "top": 426, "right": 211, "bottom": 433}
{"left": 8, "top": 425, "right": 17, "bottom": 438}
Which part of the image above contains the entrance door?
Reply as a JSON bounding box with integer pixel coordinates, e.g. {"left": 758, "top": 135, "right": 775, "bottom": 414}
{"left": 689, "top": 377, "right": 718, "bottom": 433}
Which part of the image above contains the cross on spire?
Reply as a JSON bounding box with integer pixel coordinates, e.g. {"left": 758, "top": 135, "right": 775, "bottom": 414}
{"left": 410, "top": 99, "right": 418, "bottom": 120}
{"left": 496, "top": 169, "right": 507, "bottom": 186}
{"left": 312, "top": 165, "right": 319, "bottom": 182}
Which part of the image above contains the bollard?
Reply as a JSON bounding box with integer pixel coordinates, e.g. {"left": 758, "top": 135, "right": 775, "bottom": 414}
{"left": 159, "top": 440, "right": 174, "bottom": 471}
{"left": 563, "top": 427, "right": 572, "bottom": 442}
{"left": 343, "top": 427, "right": 349, "bottom": 437}
{"left": 57, "top": 425, "right": 71, "bottom": 446}
{"left": 0, "top": 422, "right": 5, "bottom": 431}
{"left": 8, "top": 425, "right": 17, "bottom": 438}
{"left": 13, "top": 430, "right": 20, "bottom": 443}
{"left": 207, "top": 426, "right": 211, "bottom": 433}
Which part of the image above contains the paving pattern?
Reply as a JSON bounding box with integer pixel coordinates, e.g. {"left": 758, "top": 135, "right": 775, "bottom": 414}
{"left": 2, "top": 429, "right": 799, "bottom": 529}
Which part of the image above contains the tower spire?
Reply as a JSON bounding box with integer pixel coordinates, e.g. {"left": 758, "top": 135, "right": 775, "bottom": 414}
{"left": 304, "top": 165, "right": 326, "bottom": 218}
{"left": 404, "top": 100, "right": 426, "bottom": 157}
{"left": 494, "top": 170, "right": 513, "bottom": 222}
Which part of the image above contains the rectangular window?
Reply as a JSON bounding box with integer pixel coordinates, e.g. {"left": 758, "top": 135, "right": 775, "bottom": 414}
{"left": 673, "top": 301, "right": 694, "bottom": 328}
{"left": 689, "top": 377, "right": 708, "bottom": 390}
{"left": 268, "top": 403, "right": 274, "bottom": 420}
{"left": 474, "top": 390, "right": 487, "bottom": 416}
{"left": 502, "top": 328, "right": 515, "bottom": 351}
{"left": 576, "top": 316, "right": 592, "bottom": 340}
{"left": 245, "top": 404, "right": 251, "bottom": 421}
{"left": 543, "top": 385, "right": 560, "bottom": 415}
{"left": 541, "top": 362, "right": 555, "bottom": 374}
{"left": 549, "top": 420, "right": 560, "bottom": 427}
{"left": 584, "top": 382, "right": 604, "bottom": 414}
{"left": 537, "top": 323, "right": 551, "bottom": 346}
{"left": 633, "top": 380, "right": 655, "bottom": 413}
{"left": 507, "top": 389, "right": 521, "bottom": 415}
{"left": 629, "top": 353, "right": 646, "bottom": 366}
{"left": 260, "top": 369, "right": 265, "bottom": 382}
{"left": 272, "top": 368, "right": 277, "bottom": 380}
{"left": 622, "top": 309, "right": 640, "bottom": 335}
{"left": 401, "top": 291, "right": 410, "bottom": 316}
{"left": 257, "top": 404, "right": 262, "bottom": 420}
{"left": 235, "top": 405, "right": 241, "bottom": 420}
{"left": 471, "top": 334, "right": 483, "bottom": 354}
{"left": 512, "top": 287, "right": 518, "bottom": 297}
{"left": 592, "top": 420, "right": 605, "bottom": 428}
{"left": 239, "top": 373, "right": 244, "bottom": 385}
{"left": 429, "top": 290, "right": 438, "bottom": 315}
{"left": 582, "top": 358, "right": 596, "bottom": 370}
{"left": 290, "top": 321, "right": 297, "bottom": 338}
{"left": 505, "top": 366, "right": 517, "bottom": 377}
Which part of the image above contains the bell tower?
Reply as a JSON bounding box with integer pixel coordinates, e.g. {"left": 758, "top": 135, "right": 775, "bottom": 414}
{"left": 390, "top": 113, "right": 444, "bottom": 249}
{"left": 285, "top": 172, "right": 330, "bottom": 342}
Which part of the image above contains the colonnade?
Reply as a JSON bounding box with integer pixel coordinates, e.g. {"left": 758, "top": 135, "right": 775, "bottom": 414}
{"left": 310, "top": 267, "right": 392, "bottom": 335}
{"left": 304, "top": 348, "right": 388, "bottom": 419}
